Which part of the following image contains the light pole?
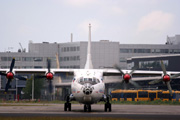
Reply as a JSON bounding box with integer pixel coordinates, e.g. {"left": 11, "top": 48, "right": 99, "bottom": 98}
{"left": 16, "top": 78, "right": 18, "bottom": 101}
{"left": 32, "top": 58, "right": 36, "bottom": 101}
{"left": 32, "top": 74, "right": 34, "bottom": 101}
{"left": 32, "top": 58, "right": 38, "bottom": 101}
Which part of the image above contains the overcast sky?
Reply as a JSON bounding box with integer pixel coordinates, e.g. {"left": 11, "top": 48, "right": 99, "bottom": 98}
{"left": 0, "top": 0, "right": 180, "bottom": 52}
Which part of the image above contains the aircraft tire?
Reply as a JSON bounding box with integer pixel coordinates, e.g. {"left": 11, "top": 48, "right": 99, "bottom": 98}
{"left": 84, "top": 104, "right": 87, "bottom": 112}
{"left": 64, "top": 103, "right": 67, "bottom": 111}
{"left": 105, "top": 103, "right": 111, "bottom": 112}
{"left": 88, "top": 105, "right": 91, "bottom": 112}
{"left": 68, "top": 103, "right": 71, "bottom": 111}
{"left": 109, "top": 103, "right": 112, "bottom": 112}
{"left": 105, "top": 104, "right": 107, "bottom": 112}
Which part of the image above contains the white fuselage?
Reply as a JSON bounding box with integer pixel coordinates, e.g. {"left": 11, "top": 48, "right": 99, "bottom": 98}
{"left": 71, "top": 69, "right": 105, "bottom": 104}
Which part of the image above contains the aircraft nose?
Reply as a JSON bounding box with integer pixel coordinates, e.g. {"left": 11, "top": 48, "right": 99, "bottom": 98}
{"left": 83, "top": 83, "right": 93, "bottom": 95}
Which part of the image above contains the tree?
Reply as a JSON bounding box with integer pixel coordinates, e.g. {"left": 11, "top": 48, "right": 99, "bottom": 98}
{"left": 22, "top": 76, "right": 45, "bottom": 99}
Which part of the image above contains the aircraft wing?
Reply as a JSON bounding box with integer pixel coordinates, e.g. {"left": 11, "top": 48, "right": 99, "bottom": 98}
{"left": 0, "top": 68, "right": 75, "bottom": 74}
{"left": 103, "top": 69, "right": 180, "bottom": 84}
{"left": 102, "top": 69, "right": 180, "bottom": 77}
{"left": 1, "top": 68, "right": 179, "bottom": 77}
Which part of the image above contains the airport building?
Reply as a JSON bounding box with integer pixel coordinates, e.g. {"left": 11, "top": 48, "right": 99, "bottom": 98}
{"left": 0, "top": 34, "right": 180, "bottom": 100}
{"left": 127, "top": 54, "right": 180, "bottom": 71}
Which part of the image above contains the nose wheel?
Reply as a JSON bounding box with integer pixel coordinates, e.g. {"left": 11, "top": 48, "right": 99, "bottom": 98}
{"left": 84, "top": 104, "right": 91, "bottom": 112}
{"left": 64, "top": 102, "right": 71, "bottom": 111}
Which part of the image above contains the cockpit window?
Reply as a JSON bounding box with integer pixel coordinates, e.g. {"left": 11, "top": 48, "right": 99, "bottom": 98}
{"left": 78, "top": 77, "right": 100, "bottom": 85}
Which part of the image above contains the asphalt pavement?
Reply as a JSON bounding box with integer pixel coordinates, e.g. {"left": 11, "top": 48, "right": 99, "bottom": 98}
{"left": 0, "top": 103, "right": 180, "bottom": 120}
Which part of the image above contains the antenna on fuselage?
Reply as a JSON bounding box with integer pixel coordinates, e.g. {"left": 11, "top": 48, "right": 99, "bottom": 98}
{"left": 84, "top": 24, "right": 93, "bottom": 69}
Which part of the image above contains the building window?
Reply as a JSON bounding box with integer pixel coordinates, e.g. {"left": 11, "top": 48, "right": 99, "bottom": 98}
{"left": 174, "top": 49, "right": 180, "bottom": 53}
{"left": 61, "top": 65, "right": 80, "bottom": 69}
{"left": 134, "top": 49, "right": 151, "bottom": 53}
{"left": 77, "top": 46, "right": 80, "bottom": 51}
{"left": 160, "top": 49, "right": 169, "bottom": 53}
{"left": 61, "top": 48, "right": 64, "bottom": 52}
{"left": 1, "top": 57, "right": 12, "bottom": 61}
{"left": 34, "top": 57, "right": 43, "bottom": 61}
{"left": 152, "top": 49, "right": 161, "bottom": 53}
{"left": 64, "top": 47, "right": 66, "bottom": 52}
{"left": 139, "top": 60, "right": 168, "bottom": 69}
{"left": 22, "top": 57, "right": 33, "bottom": 61}
{"left": 1, "top": 66, "right": 9, "bottom": 69}
{"left": 120, "top": 58, "right": 127, "bottom": 62}
{"left": 67, "top": 47, "right": 69, "bottom": 52}
{"left": 61, "top": 46, "right": 80, "bottom": 52}
{"left": 15, "top": 57, "right": 21, "bottom": 61}
{"left": 120, "top": 49, "right": 132, "bottom": 53}
{"left": 22, "top": 66, "right": 33, "bottom": 68}
{"left": 60, "top": 56, "right": 80, "bottom": 62}
{"left": 77, "top": 56, "right": 80, "bottom": 60}
{"left": 74, "top": 47, "right": 76, "bottom": 51}
{"left": 169, "top": 49, "right": 173, "bottom": 53}
{"left": 34, "top": 66, "right": 43, "bottom": 68}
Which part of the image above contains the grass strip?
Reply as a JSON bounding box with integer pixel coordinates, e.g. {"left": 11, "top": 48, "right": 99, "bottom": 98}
{"left": 1, "top": 99, "right": 180, "bottom": 105}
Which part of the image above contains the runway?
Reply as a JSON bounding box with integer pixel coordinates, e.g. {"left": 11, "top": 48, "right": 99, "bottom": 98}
{"left": 0, "top": 103, "right": 180, "bottom": 120}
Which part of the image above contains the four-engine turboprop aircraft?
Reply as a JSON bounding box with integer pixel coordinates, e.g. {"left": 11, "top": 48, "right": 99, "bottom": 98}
{"left": 0, "top": 24, "right": 180, "bottom": 112}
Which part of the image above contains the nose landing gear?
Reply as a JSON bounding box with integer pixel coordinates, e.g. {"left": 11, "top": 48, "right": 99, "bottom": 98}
{"left": 84, "top": 104, "right": 91, "bottom": 112}
{"left": 104, "top": 95, "right": 111, "bottom": 112}
{"left": 64, "top": 95, "right": 71, "bottom": 111}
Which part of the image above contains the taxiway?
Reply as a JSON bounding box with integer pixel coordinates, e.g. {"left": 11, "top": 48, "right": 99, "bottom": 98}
{"left": 0, "top": 103, "right": 180, "bottom": 120}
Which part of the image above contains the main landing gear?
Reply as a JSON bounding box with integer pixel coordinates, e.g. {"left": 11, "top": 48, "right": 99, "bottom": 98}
{"left": 84, "top": 104, "right": 91, "bottom": 112}
{"left": 104, "top": 95, "right": 111, "bottom": 112}
{"left": 64, "top": 95, "right": 71, "bottom": 111}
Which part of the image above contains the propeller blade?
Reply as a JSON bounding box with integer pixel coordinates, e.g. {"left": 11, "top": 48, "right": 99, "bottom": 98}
{"left": 47, "top": 58, "right": 51, "bottom": 73}
{"left": 167, "top": 82, "right": 172, "bottom": 96}
{"left": 171, "top": 73, "right": 180, "bottom": 79}
{"left": 129, "top": 80, "right": 141, "bottom": 88}
{"left": 10, "top": 58, "right": 15, "bottom": 72}
{"left": 129, "top": 67, "right": 136, "bottom": 75}
{"left": 160, "top": 60, "right": 167, "bottom": 75}
{"left": 14, "top": 75, "right": 27, "bottom": 81}
{"left": 124, "top": 82, "right": 128, "bottom": 90}
{"left": 0, "top": 72, "right": 7, "bottom": 76}
{"left": 114, "top": 65, "right": 125, "bottom": 75}
{"left": 149, "top": 78, "right": 162, "bottom": 85}
{"left": 5, "top": 79, "right": 11, "bottom": 92}
{"left": 49, "top": 80, "right": 52, "bottom": 94}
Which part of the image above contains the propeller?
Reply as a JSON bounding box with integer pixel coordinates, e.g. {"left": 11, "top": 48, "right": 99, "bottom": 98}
{"left": 0, "top": 58, "right": 27, "bottom": 92}
{"left": 114, "top": 65, "right": 140, "bottom": 89}
{"left": 46, "top": 58, "right": 53, "bottom": 94}
{"left": 35, "top": 58, "right": 54, "bottom": 94}
{"left": 149, "top": 60, "right": 180, "bottom": 96}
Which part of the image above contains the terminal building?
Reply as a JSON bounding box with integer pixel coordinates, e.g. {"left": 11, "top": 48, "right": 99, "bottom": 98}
{"left": 0, "top": 34, "right": 180, "bottom": 100}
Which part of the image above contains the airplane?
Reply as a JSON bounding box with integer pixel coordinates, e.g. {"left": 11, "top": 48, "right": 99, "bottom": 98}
{"left": 0, "top": 24, "right": 180, "bottom": 112}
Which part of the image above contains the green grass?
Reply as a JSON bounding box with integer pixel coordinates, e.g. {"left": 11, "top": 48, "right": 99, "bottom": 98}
{"left": 111, "top": 100, "right": 180, "bottom": 105}
{"left": 0, "top": 100, "right": 79, "bottom": 104}
{"left": 0, "top": 117, "right": 134, "bottom": 120}
{"left": 1, "top": 99, "right": 180, "bottom": 105}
